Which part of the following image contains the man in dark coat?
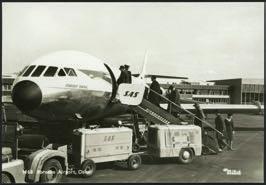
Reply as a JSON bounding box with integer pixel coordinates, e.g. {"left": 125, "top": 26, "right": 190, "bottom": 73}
{"left": 117, "top": 65, "right": 127, "bottom": 85}
{"left": 124, "top": 64, "right": 132, "bottom": 83}
{"left": 193, "top": 103, "right": 206, "bottom": 129}
{"left": 167, "top": 85, "right": 181, "bottom": 116}
{"left": 148, "top": 76, "right": 162, "bottom": 107}
{"left": 215, "top": 113, "right": 227, "bottom": 152}
{"left": 224, "top": 113, "right": 235, "bottom": 150}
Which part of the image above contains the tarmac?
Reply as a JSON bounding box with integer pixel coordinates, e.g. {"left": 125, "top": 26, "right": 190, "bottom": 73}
{"left": 62, "top": 114, "right": 264, "bottom": 183}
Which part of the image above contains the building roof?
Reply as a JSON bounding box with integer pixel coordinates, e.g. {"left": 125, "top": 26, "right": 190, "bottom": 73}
{"left": 207, "top": 78, "right": 264, "bottom": 85}
{"left": 241, "top": 78, "right": 264, "bottom": 85}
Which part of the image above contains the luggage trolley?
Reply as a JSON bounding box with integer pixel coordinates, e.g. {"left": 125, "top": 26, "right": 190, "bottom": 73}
{"left": 71, "top": 127, "right": 142, "bottom": 177}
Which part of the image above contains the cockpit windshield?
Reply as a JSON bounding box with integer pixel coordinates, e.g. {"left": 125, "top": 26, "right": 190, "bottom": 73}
{"left": 18, "top": 66, "right": 29, "bottom": 76}
{"left": 31, "top": 65, "right": 46, "bottom": 77}
{"left": 58, "top": 69, "right": 66, "bottom": 76}
{"left": 20, "top": 65, "right": 76, "bottom": 77}
{"left": 23, "top": 65, "right": 36, "bottom": 77}
{"left": 43, "top": 66, "right": 58, "bottom": 77}
{"left": 64, "top": 68, "right": 77, "bottom": 76}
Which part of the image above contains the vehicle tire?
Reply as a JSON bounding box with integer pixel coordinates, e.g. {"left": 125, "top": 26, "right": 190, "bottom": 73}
{"left": 127, "top": 155, "right": 141, "bottom": 170}
{"left": 40, "top": 159, "right": 63, "bottom": 183}
{"left": 178, "top": 148, "right": 194, "bottom": 164}
{"left": 1, "top": 173, "right": 12, "bottom": 183}
{"left": 81, "top": 159, "right": 96, "bottom": 178}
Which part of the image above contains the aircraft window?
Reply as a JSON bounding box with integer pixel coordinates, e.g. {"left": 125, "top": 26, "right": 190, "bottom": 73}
{"left": 31, "top": 65, "right": 46, "bottom": 77}
{"left": 23, "top": 65, "right": 36, "bottom": 77}
{"left": 44, "top": 66, "right": 58, "bottom": 77}
{"left": 64, "top": 68, "right": 77, "bottom": 76}
{"left": 58, "top": 69, "right": 66, "bottom": 76}
{"left": 18, "top": 66, "right": 29, "bottom": 76}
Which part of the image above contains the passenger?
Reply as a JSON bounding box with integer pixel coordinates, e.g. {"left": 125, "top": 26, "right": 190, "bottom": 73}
{"left": 117, "top": 65, "right": 127, "bottom": 85}
{"left": 124, "top": 64, "right": 132, "bottom": 83}
{"left": 215, "top": 113, "right": 227, "bottom": 152}
{"left": 166, "top": 85, "right": 174, "bottom": 112}
{"left": 224, "top": 113, "right": 235, "bottom": 150}
{"left": 193, "top": 103, "right": 205, "bottom": 129}
{"left": 148, "top": 76, "right": 162, "bottom": 107}
{"left": 167, "top": 85, "right": 181, "bottom": 116}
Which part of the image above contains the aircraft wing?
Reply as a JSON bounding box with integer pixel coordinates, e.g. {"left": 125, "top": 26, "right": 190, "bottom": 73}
{"left": 160, "top": 103, "right": 264, "bottom": 114}
{"left": 132, "top": 74, "right": 188, "bottom": 79}
{"left": 180, "top": 104, "right": 264, "bottom": 114}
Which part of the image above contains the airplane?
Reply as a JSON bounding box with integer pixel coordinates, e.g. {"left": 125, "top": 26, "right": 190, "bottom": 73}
{"left": 11, "top": 50, "right": 264, "bottom": 126}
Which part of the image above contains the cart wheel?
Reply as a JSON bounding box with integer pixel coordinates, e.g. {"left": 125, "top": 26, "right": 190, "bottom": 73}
{"left": 1, "top": 173, "right": 12, "bottom": 183}
{"left": 178, "top": 148, "right": 194, "bottom": 164}
{"left": 81, "top": 159, "right": 96, "bottom": 178}
{"left": 127, "top": 155, "right": 141, "bottom": 170}
{"left": 132, "top": 143, "right": 140, "bottom": 152}
{"left": 40, "top": 159, "right": 63, "bottom": 183}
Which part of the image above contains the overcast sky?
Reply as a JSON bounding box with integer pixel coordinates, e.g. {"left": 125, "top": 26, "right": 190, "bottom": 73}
{"left": 2, "top": 2, "right": 264, "bottom": 81}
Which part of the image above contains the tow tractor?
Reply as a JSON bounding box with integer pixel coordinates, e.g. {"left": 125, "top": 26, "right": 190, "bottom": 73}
{"left": 1, "top": 122, "right": 68, "bottom": 183}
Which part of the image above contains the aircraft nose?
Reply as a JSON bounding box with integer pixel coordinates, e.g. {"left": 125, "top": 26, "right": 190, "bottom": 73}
{"left": 12, "top": 80, "right": 42, "bottom": 111}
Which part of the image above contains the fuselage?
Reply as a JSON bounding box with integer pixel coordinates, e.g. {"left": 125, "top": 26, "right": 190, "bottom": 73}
{"left": 11, "top": 50, "right": 144, "bottom": 122}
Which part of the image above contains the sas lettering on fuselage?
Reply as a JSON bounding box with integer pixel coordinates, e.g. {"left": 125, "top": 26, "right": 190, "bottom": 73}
{"left": 65, "top": 84, "right": 78, "bottom": 88}
{"left": 65, "top": 84, "right": 88, "bottom": 89}
{"left": 123, "top": 91, "right": 139, "bottom": 98}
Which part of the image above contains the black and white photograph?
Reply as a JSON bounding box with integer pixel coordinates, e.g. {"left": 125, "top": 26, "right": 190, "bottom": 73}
{"left": 1, "top": 2, "right": 264, "bottom": 183}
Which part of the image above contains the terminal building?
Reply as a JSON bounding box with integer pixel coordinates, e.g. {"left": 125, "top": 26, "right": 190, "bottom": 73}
{"left": 208, "top": 78, "right": 264, "bottom": 105}
{"left": 160, "top": 83, "right": 230, "bottom": 104}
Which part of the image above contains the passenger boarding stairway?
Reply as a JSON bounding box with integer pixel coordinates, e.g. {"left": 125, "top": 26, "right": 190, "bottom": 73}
{"left": 118, "top": 84, "right": 225, "bottom": 154}
{"left": 130, "top": 98, "right": 183, "bottom": 125}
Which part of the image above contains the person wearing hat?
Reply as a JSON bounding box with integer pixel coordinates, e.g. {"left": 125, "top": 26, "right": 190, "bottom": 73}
{"left": 167, "top": 85, "right": 181, "bottom": 116}
{"left": 193, "top": 103, "right": 206, "bottom": 128}
{"left": 224, "top": 113, "right": 235, "bottom": 150}
{"left": 117, "top": 65, "right": 127, "bottom": 85}
{"left": 148, "top": 76, "right": 162, "bottom": 107}
{"left": 124, "top": 64, "right": 132, "bottom": 83}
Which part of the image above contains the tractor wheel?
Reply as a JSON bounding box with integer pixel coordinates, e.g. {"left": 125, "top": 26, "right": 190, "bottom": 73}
{"left": 40, "top": 159, "right": 63, "bottom": 183}
{"left": 1, "top": 173, "right": 12, "bottom": 183}
{"left": 81, "top": 159, "right": 96, "bottom": 178}
{"left": 127, "top": 155, "right": 142, "bottom": 170}
{"left": 178, "top": 148, "right": 194, "bottom": 164}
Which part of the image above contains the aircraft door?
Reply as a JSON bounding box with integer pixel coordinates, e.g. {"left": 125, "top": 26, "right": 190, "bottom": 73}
{"left": 104, "top": 63, "right": 118, "bottom": 103}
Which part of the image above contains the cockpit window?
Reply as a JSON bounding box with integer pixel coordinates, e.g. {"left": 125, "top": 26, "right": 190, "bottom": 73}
{"left": 64, "top": 68, "right": 77, "bottom": 76}
{"left": 18, "top": 66, "right": 29, "bottom": 76}
{"left": 58, "top": 69, "right": 66, "bottom": 76}
{"left": 23, "top": 65, "right": 36, "bottom": 77}
{"left": 31, "top": 65, "right": 46, "bottom": 77}
{"left": 44, "top": 66, "right": 58, "bottom": 77}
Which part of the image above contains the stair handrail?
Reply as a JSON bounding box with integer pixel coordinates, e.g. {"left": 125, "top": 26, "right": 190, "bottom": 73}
{"left": 147, "top": 87, "right": 224, "bottom": 137}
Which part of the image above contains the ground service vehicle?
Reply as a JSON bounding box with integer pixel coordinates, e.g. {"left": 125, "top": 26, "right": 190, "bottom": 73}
{"left": 72, "top": 127, "right": 142, "bottom": 177}
{"left": 2, "top": 124, "right": 25, "bottom": 183}
{"left": 147, "top": 125, "right": 202, "bottom": 164}
{"left": 1, "top": 123, "right": 68, "bottom": 183}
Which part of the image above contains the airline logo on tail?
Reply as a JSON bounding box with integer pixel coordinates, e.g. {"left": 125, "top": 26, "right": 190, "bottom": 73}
{"left": 118, "top": 84, "right": 146, "bottom": 105}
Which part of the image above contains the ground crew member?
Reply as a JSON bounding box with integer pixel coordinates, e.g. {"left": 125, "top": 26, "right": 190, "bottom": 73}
{"left": 124, "top": 64, "right": 132, "bottom": 83}
{"left": 117, "top": 65, "right": 127, "bottom": 85}
{"left": 148, "top": 76, "right": 162, "bottom": 107}
{"left": 215, "top": 113, "right": 227, "bottom": 152}
{"left": 224, "top": 113, "right": 235, "bottom": 150}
